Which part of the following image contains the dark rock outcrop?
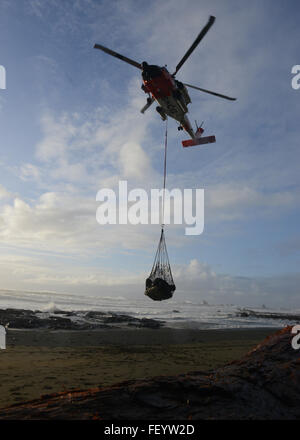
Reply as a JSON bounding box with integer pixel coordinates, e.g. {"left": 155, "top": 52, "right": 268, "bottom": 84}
{"left": 0, "top": 308, "right": 164, "bottom": 331}
{"left": 237, "top": 308, "right": 300, "bottom": 322}
{"left": 0, "top": 326, "right": 299, "bottom": 420}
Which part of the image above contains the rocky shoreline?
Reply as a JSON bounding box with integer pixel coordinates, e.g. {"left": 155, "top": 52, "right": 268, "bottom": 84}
{"left": 0, "top": 306, "right": 299, "bottom": 332}
{"left": 0, "top": 308, "right": 163, "bottom": 330}
{"left": 237, "top": 308, "right": 300, "bottom": 322}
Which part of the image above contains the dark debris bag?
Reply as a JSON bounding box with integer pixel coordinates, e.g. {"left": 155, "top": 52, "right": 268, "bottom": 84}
{"left": 145, "top": 228, "right": 176, "bottom": 301}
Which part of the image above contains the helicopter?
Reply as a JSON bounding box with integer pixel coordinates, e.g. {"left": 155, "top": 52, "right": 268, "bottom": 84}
{"left": 94, "top": 15, "right": 236, "bottom": 147}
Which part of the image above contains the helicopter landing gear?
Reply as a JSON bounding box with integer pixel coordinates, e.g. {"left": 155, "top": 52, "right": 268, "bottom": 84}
{"left": 156, "top": 106, "right": 167, "bottom": 121}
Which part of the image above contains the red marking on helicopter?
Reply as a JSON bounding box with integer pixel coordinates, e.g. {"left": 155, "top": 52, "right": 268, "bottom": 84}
{"left": 143, "top": 67, "right": 175, "bottom": 98}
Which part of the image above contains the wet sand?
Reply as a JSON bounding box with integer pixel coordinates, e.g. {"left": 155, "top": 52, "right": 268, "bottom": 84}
{"left": 0, "top": 327, "right": 279, "bottom": 410}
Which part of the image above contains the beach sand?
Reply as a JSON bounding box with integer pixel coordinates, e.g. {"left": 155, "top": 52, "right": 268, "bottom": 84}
{"left": 0, "top": 327, "right": 279, "bottom": 410}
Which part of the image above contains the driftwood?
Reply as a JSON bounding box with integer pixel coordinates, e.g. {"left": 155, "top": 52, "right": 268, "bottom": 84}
{"left": 0, "top": 326, "right": 299, "bottom": 420}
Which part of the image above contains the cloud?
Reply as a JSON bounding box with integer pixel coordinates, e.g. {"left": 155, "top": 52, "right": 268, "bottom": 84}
{"left": 0, "top": 184, "right": 12, "bottom": 200}
{"left": 205, "top": 183, "right": 299, "bottom": 221}
{"left": 20, "top": 163, "right": 41, "bottom": 181}
{"left": 36, "top": 113, "right": 77, "bottom": 162}
{"left": 0, "top": 252, "right": 299, "bottom": 308}
{"left": 173, "top": 259, "right": 300, "bottom": 307}
{"left": 31, "top": 78, "right": 158, "bottom": 188}
{"left": 0, "top": 188, "right": 168, "bottom": 254}
{"left": 0, "top": 249, "right": 147, "bottom": 295}
{"left": 118, "top": 141, "right": 151, "bottom": 180}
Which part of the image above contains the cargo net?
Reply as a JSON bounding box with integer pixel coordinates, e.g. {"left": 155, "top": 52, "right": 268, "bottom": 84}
{"left": 145, "top": 228, "right": 176, "bottom": 301}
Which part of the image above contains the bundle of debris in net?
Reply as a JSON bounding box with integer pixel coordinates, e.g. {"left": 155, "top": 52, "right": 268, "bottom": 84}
{"left": 145, "top": 228, "right": 176, "bottom": 301}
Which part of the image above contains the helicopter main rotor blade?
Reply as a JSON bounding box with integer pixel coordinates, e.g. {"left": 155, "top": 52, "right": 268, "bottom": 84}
{"left": 94, "top": 43, "right": 142, "bottom": 69}
{"left": 184, "top": 83, "right": 236, "bottom": 101}
{"left": 173, "top": 15, "right": 215, "bottom": 76}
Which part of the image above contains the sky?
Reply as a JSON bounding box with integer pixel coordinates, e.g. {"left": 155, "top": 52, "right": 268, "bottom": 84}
{"left": 0, "top": 0, "right": 300, "bottom": 308}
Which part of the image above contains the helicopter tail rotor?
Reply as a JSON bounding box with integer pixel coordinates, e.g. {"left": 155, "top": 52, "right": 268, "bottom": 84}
{"left": 182, "top": 125, "right": 216, "bottom": 147}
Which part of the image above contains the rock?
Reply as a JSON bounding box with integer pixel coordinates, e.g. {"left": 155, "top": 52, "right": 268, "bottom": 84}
{"left": 239, "top": 312, "right": 249, "bottom": 317}
{"left": 128, "top": 318, "right": 163, "bottom": 329}
{"left": 85, "top": 311, "right": 106, "bottom": 318}
{"left": 0, "top": 308, "right": 163, "bottom": 331}
{"left": 139, "top": 318, "right": 162, "bottom": 329}
{"left": 237, "top": 308, "right": 300, "bottom": 322}
{"left": 0, "top": 326, "right": 299, "bottom": 420}
{"left": 103, "top": 314, "right": 136, "bottom": 324}
{"left": 53, "top": 310, "right": 76, "bottom": 316}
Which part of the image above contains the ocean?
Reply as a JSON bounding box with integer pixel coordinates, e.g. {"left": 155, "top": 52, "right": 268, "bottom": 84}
{"left": 0, "top": 288, "right": 298, "bottom": 330}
